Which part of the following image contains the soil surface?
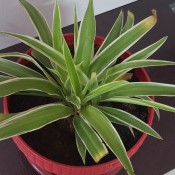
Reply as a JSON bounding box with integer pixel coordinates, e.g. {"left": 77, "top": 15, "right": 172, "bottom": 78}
{"left": 8, "top": 46, "right": 148, "bottom": 166}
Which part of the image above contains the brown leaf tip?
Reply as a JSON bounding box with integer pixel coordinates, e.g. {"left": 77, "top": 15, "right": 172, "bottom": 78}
{"left": 151, "top": 9, "right": 157, "bottom": 22}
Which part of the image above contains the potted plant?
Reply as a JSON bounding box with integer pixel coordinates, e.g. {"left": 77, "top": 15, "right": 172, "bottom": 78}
{"left": 0, "top": 0, "right": 175, "bottom": 174}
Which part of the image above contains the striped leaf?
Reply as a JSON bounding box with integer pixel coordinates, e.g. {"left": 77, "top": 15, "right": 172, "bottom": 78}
{"left": 0, "top": 104, "right": 72, "bottom": 140}
{"left": 99, "top": 106, "right": 161, "bottom": 139}
{"left": 75, "top": 131, "right": 86, "bottom": 164}
{"left": 73, "top": 115, "right": 108, "bottom": 163}
{"left": 123, "top": 37, "right": 167, "bottom": 62}
{"left": 81, "top": 105, "right": 134, "bottom": 175}
{"left": 121, "top": 11, "right": 134, "bottom": 34}
{"left": 106, "top": 60, "right": 175, "bottom": 82}
{"left": 0, "top": 52, "right": 57, "bottom": 84}
{"left": 75, "top": 0, "right": 96, "bottom": 73}
{"left": 89, "top": 72, "right": 99, "bottom": 104}
{"left": 0, "top": 32, "right": 66, "bottom": 71}
{"left": 53, "top": 0, "right": 63, "bottom": 53}
{"left": 0, "top": 58, "right": 43, "bottom": 78}
{"left": 74, "top": 6, "right": 78, "bottom": 53}
{"left": 96, "top": 10, "right": 124, "bottom": 55}
{"left": 0, "top": 78, "right": 61, "bottom": 97}
{"left": 83, "top": 81, "right": 128, "bottom": 103}
{"left": 103, "top": 82, "right": 175, "bottom": 99}
{"left": 138, "top": 96, "right": 160, "bottom": 120}
{"left": 19, "top": 0, "right": 52, "bottom": 45}
{"left": 63, "top": 39, "right": 81, "bottom": 96}
{"left": 90, "top": 10, "right": 157, "bottom": 75}
{"left": 103, "top": 96, "right": 175, "bottom": 113}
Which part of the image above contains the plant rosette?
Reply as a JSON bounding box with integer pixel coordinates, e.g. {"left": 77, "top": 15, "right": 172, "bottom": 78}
{"left": 1, "top": 0, "right": 175, "bottom": 175}
{"left": 3, "top": 34, "right": 154, "bottom": 175}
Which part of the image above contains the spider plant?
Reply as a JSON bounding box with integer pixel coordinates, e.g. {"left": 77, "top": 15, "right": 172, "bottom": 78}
{"left": 0, "top": 0, "right": 175, "bottom": 174}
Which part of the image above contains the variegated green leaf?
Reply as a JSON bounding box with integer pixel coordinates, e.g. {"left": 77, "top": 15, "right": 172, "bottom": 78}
{"left": 90, "top": 72, "right": 99, "bottom": 104}
{"left": 0, "top": 104, "right": 72, "bottom": 140}
{"left": 96, "top": 10, "right": 124, "bottom": 55}
{"left": 74, "top": 6, "right": 78, "bottom": 53}
{"left": 0, "top": 58, "right": 43, "bottom": 78}
{"left": 73, "top": 115, "right": 108, "bottom": 163}
{"left": 75, "top": 0, "right": 96, "bottom": 73}
{"left": 90, "top": 10, "right": 157, "bottom": 75}
{"left": 123, "top": 37, "right": 167, "bottom": 62}
{"left": 0, "top": 77, "right": 61, "bottom": 97}
{"left": 83, "top": 81, "right": 128, "bottom": 103}
{"left": 98, "top": 37, "right": 167, "bottom": 81}
{"left": 0, "top": 52, "right": 57, "bottom": 84}
{"left": 0, "top": 32, "right": 66, "bottom": 71}
{"left": 106, "top": 59, "right": 175, "bottom": 82}
{"left": 99, "top": 106, "right": 161, "bottom": 139}
{"left": 75, "top": 131, "right": 86, "bottom": 165}
{"left": 138, "top": 96, "right": 160, "bottom": 120}
{"left": 19, "top": 0, "right": 52, "bottom": 45}
{"left": 103, "top": 96, "right": 175, "bottom": 113}
{"left": 63, "top": 39, "right": 81, "bottom": 96}
{"left": 53, "top": 0, "right": 63, "bottom": 53}
{"left": 121, "top": 11, "right": 134, "bottom": 34}
{"left": 81, "top": 105, "right": 134, "bottom": 175}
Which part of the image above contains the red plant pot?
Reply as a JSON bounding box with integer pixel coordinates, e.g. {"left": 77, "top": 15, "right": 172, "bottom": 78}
{"left": 3, "top": 33, "right": 154, "bottom": 175}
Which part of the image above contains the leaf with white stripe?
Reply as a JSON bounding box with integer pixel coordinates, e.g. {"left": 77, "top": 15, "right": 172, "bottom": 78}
{"left": 121, "top": 11, "right": 134, "bottom": 34}
{"left": 19, "top": 0, "right": 52, "bottom": 45}
{"left": 103, "top": 96, "right": 175, "bottom": 113}
{"left": 73, "top": 115, "right": 108, "bottom": 163}
{"left": 99, "top": 106, "right": 161, "bottom": 139}
{"left": 90, "top": 10, "right": 157, "bottom": 75}
{"left": 53, "top": 0, "right": 63, "bottom": 53}
{"left": 0, "top": 78, "right": 61, "bottom": 97}
{"left": 95, "top": 10, "right": 124, "bottom": 55}
{"left": 0, "top": 104, "right": 72, "bottom": 140}
{"left": 81, "top": 105, "right": 134, "bottom": 175}
{"left": 75, "top": 0, "right": 96, "bottom": 73}
{"left": 63, "top": 39, "right": 81, "bottom": 96}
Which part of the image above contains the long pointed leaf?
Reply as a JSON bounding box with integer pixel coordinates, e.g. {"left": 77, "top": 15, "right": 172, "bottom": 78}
{"left": 123, "top": 37, "right": 167, "bottom": 62}
{"left": 75, "top": 0, "right": 96, "bottom": 73}
{"left": 90, "top": 10, "right": 157, "bottom": 75}
{"left": 0, "top": 58, "right": 43, "bottom": 78}
{"left": 0, "top": 78, "right": 61, "bottom": 97}
{"left": 0, "top": 104, "right": 72, "bottom": 140}
{"left": 0, "top": 52, "right": 57, "bottom": 84}
{"left": 63, "top": 39, "right": 81, "bottom": 96}
{"left": 53, "top": 0, "right": 63, "bottom": 53}
{"left": 121, "top": 11, "right": 134, "bottom": 34}
{"left": 81, "top": 105, "right": 134, "bottom": 175}
{"left": 138, "top": 96, "right": 160, "bottom": 120}
{"left": 83, "top": 81, "right": 128, "bottom": 103}
{"left": 96, "top": 10, "right": 124, "bottom": 55}
{"left": 75, "top": 131, "right": 86, "bottom": 164}
{"left": 106, "top": 59, "right": 175, "bottom": 82}
{"left": 102, "top": 82, "right": 175, "bottom": 99}
{"left": 90, "top": 72, "right": 99, "bottom": 104}
{"left": 98, "top": 37, "right": 167, "bottom": 81}
{"left": 99, "top": 106, "right": 161, "bottom": 139}
{"left": 74, "top": 6, "right": 78, "bottom": 53}
{"left": 73, "top": 115, "right": 108, "bottom": 163}
{"left": 0, "top": 32, "right": 66, "bottom": 71}
{"left": 19, "top": 0, "right": 52, "bottom": 45}
{"left": 103, "top": 96, "right": 175, "bottom": 113}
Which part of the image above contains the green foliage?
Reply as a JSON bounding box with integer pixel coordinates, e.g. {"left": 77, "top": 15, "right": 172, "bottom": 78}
{"left": 0, "top": 1, "right": 175, "bottom": 174}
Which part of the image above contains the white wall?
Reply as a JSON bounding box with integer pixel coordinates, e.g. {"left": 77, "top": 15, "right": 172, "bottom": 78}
{"left": 0, "top": 0, "right": 137, "bottom": 50}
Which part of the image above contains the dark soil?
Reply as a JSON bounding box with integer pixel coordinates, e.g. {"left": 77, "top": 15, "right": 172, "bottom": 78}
{"left": 8, "top": 45, "right": 148, "bottom": 166}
